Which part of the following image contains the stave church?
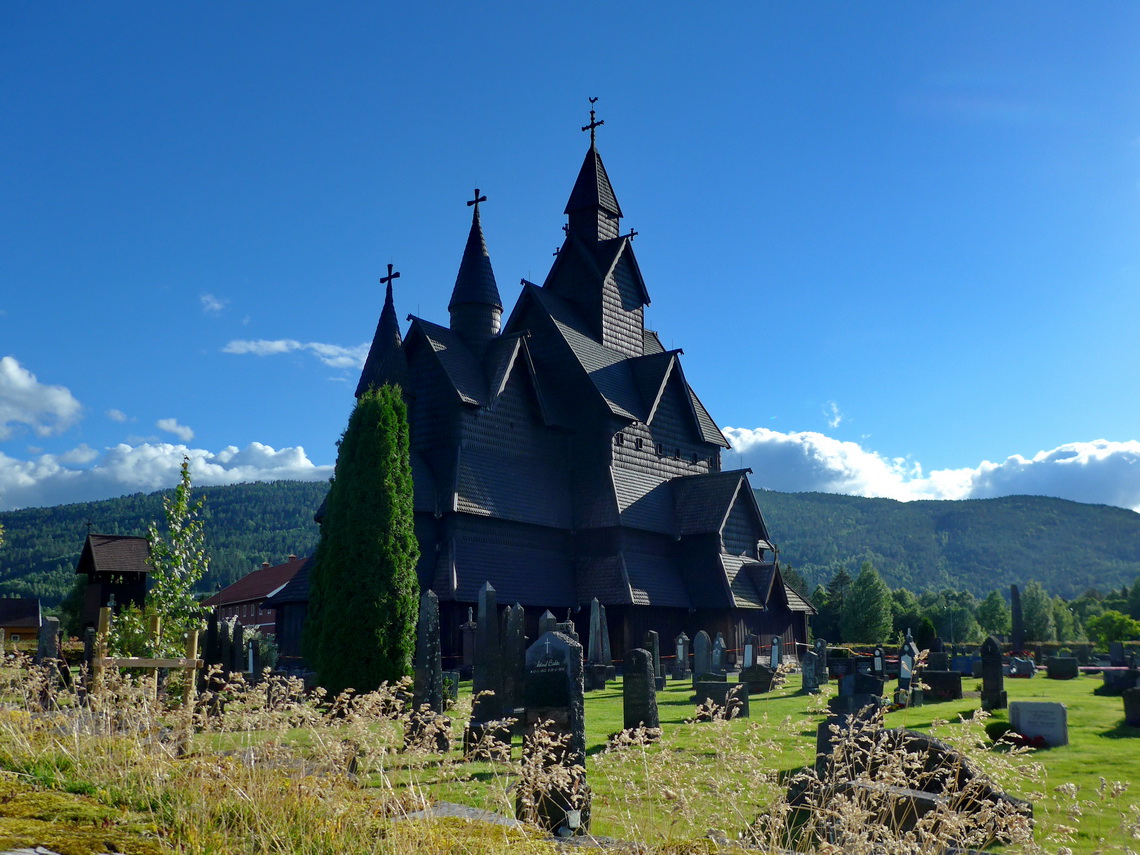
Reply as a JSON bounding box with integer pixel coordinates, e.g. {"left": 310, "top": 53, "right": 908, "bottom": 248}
{"left": 271, "top": 110, "right": 814, "bottom": 667}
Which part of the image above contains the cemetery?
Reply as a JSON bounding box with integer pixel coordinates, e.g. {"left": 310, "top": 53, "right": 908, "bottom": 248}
{"left": 2, "top": 617, "right": 1139, "bottom": 855}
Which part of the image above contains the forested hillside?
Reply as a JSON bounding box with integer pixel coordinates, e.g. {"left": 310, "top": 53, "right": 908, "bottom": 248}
{"left": 3, "top": 481, "right": 1139, "bottom": 607}
{"left": 757, "top": 490, "right": 1140, "bottom": 598}
{"left": 0, "top": 481, "right": 327, "bottom": 605}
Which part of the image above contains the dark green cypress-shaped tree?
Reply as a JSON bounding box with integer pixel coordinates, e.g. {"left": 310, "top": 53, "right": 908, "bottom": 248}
{"left": 304, "top": 385, "right": 420, "bottom": 694}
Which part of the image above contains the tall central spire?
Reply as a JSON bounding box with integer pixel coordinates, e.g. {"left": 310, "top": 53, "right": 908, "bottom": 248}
{"left": 448, "top": 188, "right": 502, "bottom": 353}
{"left": 565, "top": 98, "right": 623, "bottom": 245}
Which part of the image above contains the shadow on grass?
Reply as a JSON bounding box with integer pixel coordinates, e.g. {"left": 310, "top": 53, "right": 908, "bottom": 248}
{"left": 1099, "top": 721, "right": 1140, "bottom": 739}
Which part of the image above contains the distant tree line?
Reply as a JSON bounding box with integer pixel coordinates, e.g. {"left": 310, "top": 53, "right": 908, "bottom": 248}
{"left": 798, "top": 560, "right": 1140, "bottom": 650}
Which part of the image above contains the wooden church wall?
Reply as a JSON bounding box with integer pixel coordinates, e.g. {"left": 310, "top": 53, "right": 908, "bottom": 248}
{"left": 722, "top": 498, "right": 761, "bottom": 558}
{"left": 600, "top": 257, "right": 644, "bottom": 356}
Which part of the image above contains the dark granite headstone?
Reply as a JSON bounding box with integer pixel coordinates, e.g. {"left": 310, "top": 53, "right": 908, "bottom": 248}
{"left": 441, "top": 670, "right": 460, "bottom": 702}
{"left": 466, "top": 582, "right": 509, "bottom": 758}
{"left": 980, "top": 636, "right": 1007, "bottom": 711}
{"left": 461, "top": 607, "right": 477, "bottom": 674}
{"left": 872, "top": 646, "right": 885, "bottom": 678}
{"left": 1110, "top": 642, "right": 1126, "bottom": 667}
{"left": 587, "top": 599, "right": 606, "bottom": 665}
{"left": 231, "top": 621, "right": 245, "bottom": 674}
{"left": 895, "top": 629, "right": 922, "bottom": 706}
{"left": 739, "top": 663, "right": 776, "bottom": 693}
{"left": 813, "top": 637, "right": 829, "bottom": 684}
{"left": 692, "top": 631, "right": 712, "bottom": 688}
{"left": 801, "top": 650, "right": 820, "bottom": 694}
{"left": 409, "top": 590, "right": 450, "bottom": 751}
{"left": 1123, "top": 687, "right": 1140, "bottom": 727}
{"left": 502, "top": 603, "right": 527, "bottom": 709}
{"left": 517, "top": 631, "right": 590, "bottom": 835}
{"left": 599, "top": 604, "right": 614, "bottom": 679}
{"left": 712, "top": 633, "right": 726, "bottom": 674}
{"left": 695, "top": 681, "right": 749, "bottom": 719}
{"left": 673, "top": 632, "right": 691, "bottom": 679}
{"left": 1010, "top": 585, "right": 1025, "bottom": 654}
{"left": 555, "top": 621, "right": 579, "bottom": 644}
{"left": 923, "top": 670, "right": 964, "bottom": 702}
{"left": 35, "top": 616, "right": 60, "bottom": 665}
{"left": 1046, "top": 656, "right": 1079, "bottom": 680}
{"left": 622, "top": 648, "right": 659, "bottom": 731}
{"left": 645, "top": 630, "right": 664, "bottom": 690}
{"left": 1009, "top": 656, "right": 1036, "bottom": 678}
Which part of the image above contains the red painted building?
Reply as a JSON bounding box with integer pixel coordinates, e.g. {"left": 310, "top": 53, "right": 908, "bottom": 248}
{"left": 202, "top": 555, "right": 306, "bottom": 637}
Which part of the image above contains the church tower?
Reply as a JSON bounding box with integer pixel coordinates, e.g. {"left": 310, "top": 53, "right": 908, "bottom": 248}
{"left": 564, "top": 106, "right": 623, "bottom": 246}
{"left": 448, "top": 189, "right": 502, "bottom": 355}
{"left": 356, "top": 264, "right": 406, "bottom": 397}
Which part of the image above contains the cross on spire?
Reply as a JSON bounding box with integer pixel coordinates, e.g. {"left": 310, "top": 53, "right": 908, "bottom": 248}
{"left": 380, "top": 263, "right": 400, "bottom": 290}
{"left": 467, "top": 188, "right": 487, "bottom": 214}
{"left": 582, "top": 96, "right": 604, "bottom": 147}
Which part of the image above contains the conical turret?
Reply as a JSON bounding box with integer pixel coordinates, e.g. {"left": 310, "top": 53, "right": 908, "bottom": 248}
{"left": 356, "top": 264, "right": 406, "bottom": 397}
{"left": 564, "top": 103, "right": 623, "bottom": 245}
{"left": 448, "top": 190, "right": 502, "bottom": 353}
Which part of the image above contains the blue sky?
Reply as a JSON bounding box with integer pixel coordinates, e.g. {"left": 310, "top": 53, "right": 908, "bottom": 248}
{"left": 2, "top": 3, "right": 1139, "bottom": 512}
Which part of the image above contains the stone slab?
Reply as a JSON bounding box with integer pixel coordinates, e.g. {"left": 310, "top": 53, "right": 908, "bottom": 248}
{"left": 1010, "top": 701, "right": 1068, "bottom": 747}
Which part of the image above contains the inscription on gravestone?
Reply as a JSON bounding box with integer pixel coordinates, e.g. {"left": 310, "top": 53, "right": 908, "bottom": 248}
{"left": 673, "top": 632, "right": 691, "bottom": 679}
{"left": 1010, "top": 701, "right": 1068, "bottom": 747}
{"left": 712, "top": 633, "right": 726, "bottom": 674}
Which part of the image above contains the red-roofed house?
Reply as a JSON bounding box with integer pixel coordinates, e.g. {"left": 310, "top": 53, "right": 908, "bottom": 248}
{"left": 202, "top": 555, "right": 307, "bottom": 637}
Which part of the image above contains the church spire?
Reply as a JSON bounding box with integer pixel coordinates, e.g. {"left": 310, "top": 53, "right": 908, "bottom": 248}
{"left": 448, "top": 188, "right": 502, "bottom": 353}
{"left": 564, "top": 98, "right": 623, "bottom": 245}
{"left": 356, "top": 264, "right": 406, "bottom": 398}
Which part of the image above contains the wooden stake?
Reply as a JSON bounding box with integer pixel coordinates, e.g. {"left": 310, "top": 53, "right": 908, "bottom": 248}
{"left": 184, "top": 629, "right": 199, "bottom": 709}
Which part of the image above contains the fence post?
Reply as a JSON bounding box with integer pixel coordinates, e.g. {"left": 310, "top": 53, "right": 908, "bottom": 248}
{"left": 184, "top": 629, "right": 199, "bottom": 709}
{"left": 93, "top": 607, "right": 111, "bottom": 697}
{"left": 147, "top": 614, "right": 162, "bottom": 702}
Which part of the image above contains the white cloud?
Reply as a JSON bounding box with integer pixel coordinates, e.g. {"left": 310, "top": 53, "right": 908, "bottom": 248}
{"left": 106, "top": 409, "right": 128, "bottom": 423}
{"left": 0, "top": 356, "right": 82, "bottom": 440}
{"left": 200, "top": 293, "right": 227, "bottom": 313}
{"left": 222, "top": 339, "right": 369, "bottom": 369}
{"left": 156, "top": 418, "right": 195, "bottom": 442}
{"left": 723, "top": 426, "right": 1140, "bottom": 512}
{"left": 824, "top": 401, "right": 844, "bottom": 429}
{"left": 0, "top": 441, "right": 332, "bottom": 511}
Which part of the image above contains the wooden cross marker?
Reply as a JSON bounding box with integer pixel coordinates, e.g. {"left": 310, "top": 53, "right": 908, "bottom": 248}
{"left": 582, "top": 96, "right": 604, "bottom": 146}
{"left": 467, "top": 188, "right": 487, "bottom": 214}
{"left": 380, "top": 263, "right": 400, "bottom": 290}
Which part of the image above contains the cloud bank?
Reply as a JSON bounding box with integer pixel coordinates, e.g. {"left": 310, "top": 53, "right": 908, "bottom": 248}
{"left": 223, "top": 339, "right": 369, "bottom": 370}
{"left": 723, "top": 427, "right": 1140, "bottom": 512}
{"left": 0, "top": 442, "right": 332, "bottom": 511}
{"left": 0, "top": 356, "right": 82, "bottom": 440}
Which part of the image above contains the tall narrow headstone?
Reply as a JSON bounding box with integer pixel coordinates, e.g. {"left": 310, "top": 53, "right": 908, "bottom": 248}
{"left": 502, "top": 603, "right": 527, "bottom": 711}
{"left": 872, "top": 646, "right": 885, "bottom": 679}
{"left": 645, "top": 630, "right": 664, "bottom": 689}
{"left": 770, "top": 636, "right": 783, "bottom": 670}
{"left": 1010, "top": 585, "right": 1025, "bottom": 655}
{"left": 230, "top": 620, "right": 245, "bottom": 674}
{"left": 693, "top": 631, "right": 712, "bottom": 687}
{"left": 599, "top": 604, "right": 614, "bottom": 679}
{"left": 980, "top": 635, "right": 1007, "bottom": 711}
{"left": 35, "top": 616, "right": 60, "bottom": 665}
{"left": 587, "top": 599, "right": 605, "bottom": 664}
{"left": 517, "top": 631, "right": 590, "bottom": 835}
{"left": 539, "top": 610, "right": 558, "bottom": 636}
{"left": 800, "top": 650, "right": 821, "bottom": 694}
{"left": 409, "top": 590, "right": 449, "bottom": 751}
{"left": 813, "top": 637, "right": 829, "bottom": 683}
{"left": 460, "top": 607, "right": 477, "bottom": 675}
{"left": 623, "top": 648, "right": 659, "bottom": 731}
{"left": 673, "top": 632, "right": 691, "bottom": 679}
{"left": 466, "top": 582, "right": 509, "bottom": 758}
{"left": 712, "top": 633, "right": 727, "bottom": 674}
{"left": 743, "top": 636, "right": 756, "bottom": 669}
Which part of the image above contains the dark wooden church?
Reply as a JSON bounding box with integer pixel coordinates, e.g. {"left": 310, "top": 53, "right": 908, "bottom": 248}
{"left": 271, "top": 114, "right": 813, "bottom": 667}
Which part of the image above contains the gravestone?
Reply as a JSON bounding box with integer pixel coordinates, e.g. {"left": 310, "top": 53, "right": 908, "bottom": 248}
{"left": 1009, "top": 656, "right": 1036, "bottom": 678}
{"left": 645, "top": 630, "right": 665, "bottom": 690}
{"left": 465, "top": 582, "right": 509, "bottom": 759}
{"left": 539, "top": 610, "right": 558, "bottom": 637}
{"left": 695, "top": 680, "right": 749, "bottom": 719}
{"left": 800, "top": 650, "right": 820, "bottom": 694}
{"left": 1010, "top": 701, "right": 1068, "bottom": 747}
{"left": 1046, "top": 656, "right": 1079, "bottom": 680}
{"left": 770, "top": 635, "right": 782, "bottom": 670}
{"left": 692, "top": 631, "right": 712, "bottom": 688}
{"left": 587, "top": 599, "right": 605, "bottom": 665}
{"left": 599, "top": 604, "right": 615, "bottom": 679}
{"left": 927, "top": 637, "right": 949, "bottom": 671}
{"left": 1123, "top": 687, "right": 1140, "bottom": 727}
{"left": 555, "top": 620, "right": 580, "bottom": 644}
{"left": 231, "top": 621, "right": 245, "bottom": 674}
{"left": 35, "top": 616, "right": 61, "bottom": 665}
{"left": 895, "top": 630, "right": 922, "bottom": 707}
{"left": 1109, "top": 642, "right": 1126, "bottom": 667}
{"left": 1010, "top": 584, "right": 1025, "bottom": 654}
{"left": 871, "top": 646, "right": 885, "bottom": 679}
{"left": 742, "top": 637, "right": 755, "bottom": 669}
{"left": 622, "top": 648, "right": 659, "bottom": 731}
{"left": 922, "top": 670, "right": 963, "bottom": 702}
{"left": 813, "top": 637, "right": 829, "bottom": 684}
{"left": 409, "top": 590, "right": 450, "bottom": 751}
{"left": 441, "top": 670, "right": 460, "bottom": 702}
{"left": 517, "top": 631, "right": 590, "bottom": 835}
{"left": 585, "top": 598, "right": 609, "bottom": 688}
{"left": 712, "top": 633, "right": 726, "bottom": 675}
{"left": 673, "top": 632, "right": 691, "bottom": 679}
{"left": 460, "top": 607, "right": 477, "bottom": 676}
{"left": 502, "top": 603, "right": 527, "bottom": 709}
{"left": 980, "top": 636, "right": 1007, "bottom": 711}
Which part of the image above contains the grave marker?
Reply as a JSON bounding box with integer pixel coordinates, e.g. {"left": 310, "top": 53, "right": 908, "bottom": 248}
{"left": 692, "top": 631, "right": 712, "bottom": 688}
{"left": 622, "top": 648, "right": 659, "bottom": 731}
{"left": 770, "top": 636, "right": 782, "bottom": 670}
{"left": 712, "top": 633, "right": 726, "bottom": 674}
{"left": 673, "top": 632, "right": 691, "bottom": 679}
{"left": 800, "top": 650, "right": 820, "bottom": 694}
{"left": 980, "top": 636, "right": 1007, "bottom": 711}
{"left": 1010, "top": 701, "right": 1068, "bottom": 747}
{"left": 409, "top": 589, "right": 449, "bottom": 751}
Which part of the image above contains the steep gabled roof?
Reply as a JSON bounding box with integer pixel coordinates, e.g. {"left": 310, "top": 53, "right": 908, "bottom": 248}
{"left": 599, "top": 237, "right": 650, "bottom": 306}
{"left": 628, "top": 350, "right": 678, "bottom": 423}
{"left": 672, "top": 470, "right": 752, "bottom": 536}
{"left": 76, "top": 534, "right": 150, "bottom": 577}
{"left": 564, "top": 145, "right": 623, "bottom": 218}
{"left": 485, "top": 334, "right": 555, "bottom": 425}
{"left": 0, "top": 598, "right": 40, "bottom": 628}
{"left": 784, "top": 580, "right": 818, "bottom": 615}
{"left": 262, "top": 556, "right": 314, "bottom": 608}
{"left": 203, "top": 555, "right": 306, "bottom": 607}
{"left": 404, "top": 317, "right": 488, "bottom": 405}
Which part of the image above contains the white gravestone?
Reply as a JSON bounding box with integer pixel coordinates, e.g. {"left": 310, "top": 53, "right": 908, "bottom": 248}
{"left": 1010, "top": 701, "right": 1068, "bottom": 747}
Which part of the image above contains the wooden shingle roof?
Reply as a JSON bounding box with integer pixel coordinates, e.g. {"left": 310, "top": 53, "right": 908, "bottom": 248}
{"left": 564, "top": 144, "right": 623, "bottom": 218}
{"left": 0, "top": 598, "right": 41, "bottom": 628}
{"left": 76, "top": 534, "right": 150, "bottom": 577}
{"left": 406, "top": 317, "right": 488, "bottom": 405}
{"left": 448, "top": 208, "right": 503, "bottom": 311}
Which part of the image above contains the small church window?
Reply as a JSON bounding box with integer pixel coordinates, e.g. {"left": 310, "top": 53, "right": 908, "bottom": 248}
{"left": 636, "top": 438, "right": 644, "bottom": 450}
{"left": 615, "top": 433, "right": 625, "bottom": 446}
{"left": 655, "top": 442, "right": 663, "bottom": 456}
{"left": 674, "top": 447, "right": 681, "bottom": 459}
{"left": 691, "top": 452, "right": 699, "bottom": 464}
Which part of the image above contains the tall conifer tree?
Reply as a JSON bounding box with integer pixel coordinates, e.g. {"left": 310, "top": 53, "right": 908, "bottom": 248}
{"left": 304, "top": 385, "right": 419, "bottom": 694}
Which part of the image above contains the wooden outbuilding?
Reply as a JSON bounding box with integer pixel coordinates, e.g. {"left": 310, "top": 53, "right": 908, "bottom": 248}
{"left": 74, "top": 533, "right": 150, "bottom": 631}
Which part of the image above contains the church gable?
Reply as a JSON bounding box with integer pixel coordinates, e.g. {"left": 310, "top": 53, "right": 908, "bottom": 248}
{"left": 601, "top": 249, "right": 646, "bottom": 356}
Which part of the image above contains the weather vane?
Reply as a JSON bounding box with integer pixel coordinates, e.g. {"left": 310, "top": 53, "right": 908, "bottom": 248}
{"left": 582, "top": 96, "right": 604, "bottom": 146}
